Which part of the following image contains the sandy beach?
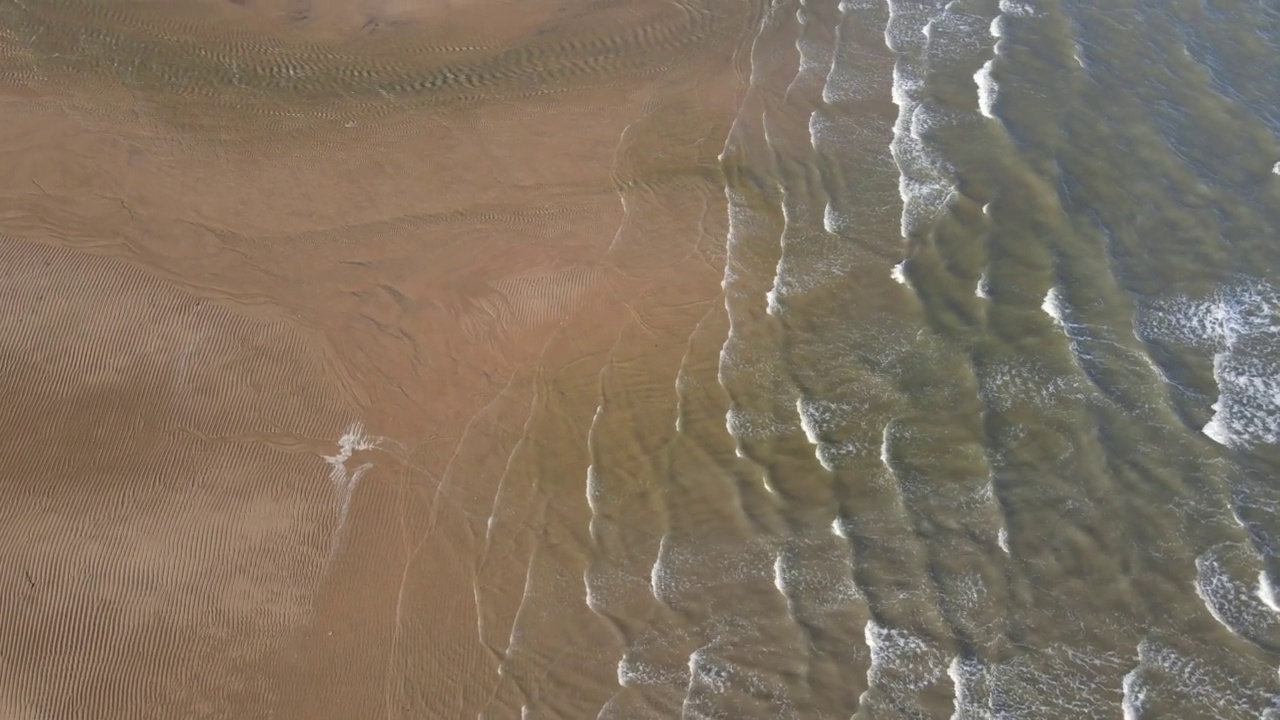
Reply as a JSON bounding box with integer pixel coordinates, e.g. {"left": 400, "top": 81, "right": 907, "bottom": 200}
{"left": 0, "top": 0, "right": 750, "bottom": 715}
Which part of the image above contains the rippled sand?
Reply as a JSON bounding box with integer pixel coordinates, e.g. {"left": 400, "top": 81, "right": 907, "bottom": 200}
{"left": 6, "top": 0, "right": 1280, "bottom": 718}
{"left": 0, "top": 0, "right": 753, "bottom": 716}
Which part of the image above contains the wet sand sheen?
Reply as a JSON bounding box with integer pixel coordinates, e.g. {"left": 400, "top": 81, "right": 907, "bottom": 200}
{"left": 0, "top": 0, "right": 750, "bottom": 716}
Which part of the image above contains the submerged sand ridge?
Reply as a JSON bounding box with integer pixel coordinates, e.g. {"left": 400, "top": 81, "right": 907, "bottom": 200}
{"left": 0, "top": 0, "right": 752, "bottom": 716}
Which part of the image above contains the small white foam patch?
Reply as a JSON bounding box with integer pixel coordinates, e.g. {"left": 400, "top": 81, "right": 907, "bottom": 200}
{"left": 765, "top": 284, "right": 782, "bottom": 316}
{"left": 1259, "top": 571, "right": 1280, "bottom": 613}
{"left": 880, "top": 424, "right": 894, "bottom": 473}
{"left": 586, "top": 465, "right": 602, "bottom": 514}
{"left": 997, "top": 0, "right": 1036, "bottom": 16}
{"left": 885, "top": 0, "right": 971, "bottom": 240}
{"left": 766, "top": 237, "right": 862, "bottom": 314}
{"left": 681, "top": 644, "right": 799, "bottom": 716}
{"left": 1194, "top": 544, "right": 1280, "bottom": 644}
{"left": 1273, "top": 161, "right": 1280, "bottom": 175}
{"left": 324, "top": 422, "right": 379, "bottom": 527}
{"left": 797, "top": 398, "right": 820, "bottom": 446}
{"left": 796, "top": 398, "right": 874, "bottom": 471}
{"left": 616, "top": 628, "right": 690, "bottom": 688}
{"left": 822, "top": 0, "right": 882, "bottom": 106}
{"left": 1121, "top": 663, "right": 1147, "bottom": 720}
{"left": 973, "top": 645, "right": 1134, "bottom": 715}
{"left": 975, "top": 59, "right": 997, "bottom": 119}
{"left": 774, "top": 536, "right": 863, "bottom": 614}
{"left": 948, "top": 654, "right": 993, "bottom": 720}
{"left": 825, "top": 201, "right": 850, "bottom": 235}
{"left": 864, "top": 620, "right": 947, "bottom": 698}
{"left": 1042, "top": 286, "right": 1068, "bottom": 329}
{"left": 324, "top": 422, "right": 379, "bottom": 482}
{"left": 922, "top": 8, "right": 988, "bottom": 56}
{"left": 977, "top": 360, "right": 1088, "bottom": 413}
{"left": 976, "top": 273, "right": 990, "bottom": 299}
{"left": 891, "top": 261, "right": 909, "bottom": 285}
{"left": 831, "top": 517, "right": 848, "bottom": 538}
{"left": 1135, "top": 278, "right": 1280, "bottom": 447}
{"left": 997, "top": 525, "right": 1010, "bottom": 554}
{"left": 1129, "top": 639, "right": 1280, "bottom": 717}
{"left": 650, "top": 535, "right": 668, "bottom": 601}
{"left": 583, "top": 568, "right": 601, "bottom": 615}
{"left": 726, "top": 407, "right": 795, "bottom": 443}
{"left": 650, "top": 534, "right": 780, "bottom": 606}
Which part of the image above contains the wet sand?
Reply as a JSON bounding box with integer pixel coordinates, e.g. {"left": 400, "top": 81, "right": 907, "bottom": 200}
{"left": 0, "top": 0, "right": 752, "bottom": 716}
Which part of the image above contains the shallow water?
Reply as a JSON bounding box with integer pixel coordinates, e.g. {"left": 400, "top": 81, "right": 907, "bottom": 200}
{"left": 1, "top": 0, "right": 1279, "bottom": 717}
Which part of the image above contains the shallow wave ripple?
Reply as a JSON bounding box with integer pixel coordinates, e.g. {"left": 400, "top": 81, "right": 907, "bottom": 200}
{"left": 587, "top": 0, "right": 1280, "bottom": 717}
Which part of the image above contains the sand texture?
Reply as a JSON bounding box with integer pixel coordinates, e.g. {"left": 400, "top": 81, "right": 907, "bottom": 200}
{"left": 0, "top": 0, "right": 753, "bottom": 716}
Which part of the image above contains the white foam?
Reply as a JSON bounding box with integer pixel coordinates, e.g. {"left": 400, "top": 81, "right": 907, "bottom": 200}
{"left": 923, "top": 8, "right": 989, "bottom": 57}
{"left": 831, "top": 517, "right": 848, "bottom": 538}
{"left": 865, "top": 620, "right": 946, "bottom": 692}
{"left": 822, "top": 0, "right": 879, "bottom": 108}
{"left": 1135, "top": 279, "right": 1280, "bottom": 448}
{"left": 765, "top": 284, "right": 782, "bottom": 316}
{"left": 1121, "top": 663, "right": 1147, "bottom": 720}
{"left": 1202, "top": 349, "right": 1280, "bottom": 448}
{"left": 975, "top": 60, "right": 997, "bottom": 119}
{"left": 323, "top": 422, "right": 379, "bottom": 548}
{"left": 616, "top": 654, "right": 686, "bottom": 689}
{"left": 976, "top": 273, "right": 990, "bottom": 299}
{"left": 824, "top": 201, "right": 848, "bottom": 235}
{"left": 797, "top": 398, "right": 820, "bottom": 445}
{"left": 817, "top": 439, "right": 865, "bottom": 471}
{"left": 891, "top": 261, "right": 909, "bottom": 285}
{"left": 324, "top": 422, "right": 379, "bottom": 484}
{"left": 650, "top": 535, "right": 668, "bottom": 602}
{"left": 997, "top": 525, "right": 1010, "bottom": 554}
{"left": 887, "top": 19, "right": 958, "bottom": 240}
{"left": 726, "top": 407, "right": 793, "bottom": 442}
{"left": 789, "top": 32, "right": 832, "bottom": 98}
{"left": 586, "top": 465, "right": 602, "bottom": 514}
{"left": 686, "top": 648, "right": 728, "bottom": 696}
{"left": 796, "top": 398, "right": 864, "bottom": 471}
{"left": 997, "top": 0, "right": 1036, "bottom": 17}
{"left": 948, "top": 654, "right": 990, "bottom": 720}
{"left": 1042, "top": 286, "right": 1067, "bottom": 329}
{"left": 773, "top": 553, "right": 786, "bottom": 595}
{"left": 1132, "top": 638, "right": 1279, "bottom": 717}
{"left": 1195, "top": 545, "right": 1279, "bottom": 643}
{"left": 583, "top": 568, "right": 600, "bottom": 615}
{"left": 1273, "top": 161, "right": 1279, "bottom": 175}
{"left": 880, "top": 424, "right": 893, "bottom": 473}
{"left": 1260, "top": 571, "right": 1280, "bottom": 614}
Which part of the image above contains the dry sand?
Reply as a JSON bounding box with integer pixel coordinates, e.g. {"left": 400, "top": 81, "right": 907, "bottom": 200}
{"left": 0, "top": 0, "right": 754, "bottom": 716}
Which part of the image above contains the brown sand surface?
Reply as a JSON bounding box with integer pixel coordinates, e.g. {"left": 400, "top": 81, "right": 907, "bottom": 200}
{"left": 0, "top": 0, "right": 756, "bottom": 717}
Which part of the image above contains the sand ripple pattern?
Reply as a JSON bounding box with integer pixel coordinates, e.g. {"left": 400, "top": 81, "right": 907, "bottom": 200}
{"left": 460, "top": 266, "right": 605, "bottom": 343}
{"left": 0, "top": 238, "right": 353, "bottom": 719}
{"left": 0, "top": 0, "right": 746, "bottom": 134}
